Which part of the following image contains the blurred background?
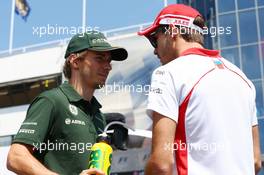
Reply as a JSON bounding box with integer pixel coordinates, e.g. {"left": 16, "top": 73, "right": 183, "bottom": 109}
{"left": 0, "top": 0, "right": 263, "bottom": 174}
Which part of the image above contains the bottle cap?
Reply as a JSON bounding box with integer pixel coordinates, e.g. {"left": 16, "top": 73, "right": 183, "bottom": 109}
{"left": 97, "top": 132, "right": 111, "bottom": 144}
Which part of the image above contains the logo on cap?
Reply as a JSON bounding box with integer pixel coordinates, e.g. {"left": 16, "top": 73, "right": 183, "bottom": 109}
{"left": 92, "top": 38, "right": 108, "bottom": 44}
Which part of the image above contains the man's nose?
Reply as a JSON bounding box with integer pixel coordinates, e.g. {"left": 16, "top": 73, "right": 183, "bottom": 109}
{"left": 104, "top": 61, "right": 112, "bottom": 71}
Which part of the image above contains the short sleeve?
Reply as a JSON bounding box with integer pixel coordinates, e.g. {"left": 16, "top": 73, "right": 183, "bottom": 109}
{"left": 251, "top": 84, "right": 258, "bottom": 126}
{"left": 147, "top": 67, "right": 179, "bottom": 122}
{"left": 12, "top": 97, "right": 55, "bottom": 148}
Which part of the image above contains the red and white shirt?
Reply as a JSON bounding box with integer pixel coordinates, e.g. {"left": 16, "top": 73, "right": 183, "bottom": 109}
{"left": 147, "top": 48, "right": 257, "bottom": 175}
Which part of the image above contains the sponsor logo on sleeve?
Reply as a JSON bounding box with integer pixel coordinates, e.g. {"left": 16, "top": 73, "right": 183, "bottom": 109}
{"left": 155, "top": 70, "right": 165, "bottom": 76}
{"left": 150, "top": 87, "right": 163, "bottom": 94}
{"left": 19, "top": 129, "right": 35, "bottom": 134}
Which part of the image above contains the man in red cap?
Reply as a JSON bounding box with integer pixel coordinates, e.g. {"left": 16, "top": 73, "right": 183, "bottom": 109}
{"left": 138, "top": 4, "right": 261, "bottom": 175}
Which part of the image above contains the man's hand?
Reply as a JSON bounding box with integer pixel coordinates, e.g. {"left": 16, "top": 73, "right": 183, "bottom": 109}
{"left": 80, "top": 168, "right": 105, "bottom": 175}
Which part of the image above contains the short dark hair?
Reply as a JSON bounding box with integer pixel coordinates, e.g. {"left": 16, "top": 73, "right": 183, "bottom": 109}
{"left": 63, "top": 59, "right": 71, "bottom": 79}
{"left": 177, "top": 16, "right": 205, "bottom": 46}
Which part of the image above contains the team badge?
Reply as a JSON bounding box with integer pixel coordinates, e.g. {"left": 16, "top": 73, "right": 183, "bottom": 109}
{"left": 69, "top": 104, "right": 78, "bottom": 115}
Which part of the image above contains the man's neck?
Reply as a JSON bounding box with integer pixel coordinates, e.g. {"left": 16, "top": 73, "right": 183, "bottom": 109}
{"left": 69, "top": 78, "right": 94, "bottom": 102}
{"left": 174, "top": 39, "right": 203, "bottom": 58}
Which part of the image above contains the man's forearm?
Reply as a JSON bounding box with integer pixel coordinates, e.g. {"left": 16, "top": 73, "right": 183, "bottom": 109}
{"left": 7, "top": 144, "right": 58, "bottom": 175}
{"left": 7, "top": 155, "right": 58, "bottom": 175}
{"left": 252, "top": 126, "right": 262, "bottom": 174}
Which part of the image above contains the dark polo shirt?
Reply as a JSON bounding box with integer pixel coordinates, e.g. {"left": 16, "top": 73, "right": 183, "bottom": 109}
{"left": 13, "top": 82, "right": 106, "bottom": 175}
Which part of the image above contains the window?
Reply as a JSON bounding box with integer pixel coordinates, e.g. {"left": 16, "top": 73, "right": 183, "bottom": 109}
{"left": 241, "top": 45, "right": 261, "bottom": 79}
{"left": 253, "top": 81, "right": 264, "bottom": 117}
{"left": 262, "top": 43, "right": 264, "bottom": 71}
{"left": 0, "top": 74, "right": 62, "bottom": 108}
{"left": 218, "top": 13, "right": 238, "bottom": 47}
{"left": 218, "top": 0, "right": 235, "bottom": 13}
{"left": 259, "top": 8, "right": 264, "bottom": 41}
{"left": 239, "top": 10, "right": 258, "bottom": 44}
{"left": 220, "top": 48, "right": 240, "bottom": 67}
{"left": 258, "top": 0, "right": 264, "bottom": 6}
{"left": 237, "top": 0, "right": 255, "bottom": 10}
{"left": 259, "top": 119, "right": 264, "bottom": 153}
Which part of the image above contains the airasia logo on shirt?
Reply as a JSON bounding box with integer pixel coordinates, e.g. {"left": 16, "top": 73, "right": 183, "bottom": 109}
{"left": 65, "top": 118, "right": 86, "bottom": 126}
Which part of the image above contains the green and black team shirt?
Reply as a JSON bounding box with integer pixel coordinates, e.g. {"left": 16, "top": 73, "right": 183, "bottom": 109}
{"left": 13, "top": 82, "right": 106, "bottom": 175}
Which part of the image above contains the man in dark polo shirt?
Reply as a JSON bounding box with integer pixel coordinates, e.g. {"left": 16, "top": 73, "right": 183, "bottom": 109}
{"left": 6, "top": 31, "right": 128, "bottom": 175}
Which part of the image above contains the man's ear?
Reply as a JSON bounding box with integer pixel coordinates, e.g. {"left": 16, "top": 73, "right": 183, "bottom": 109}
{"left": 68, "top": 54, "right": 79, "bottom": 69}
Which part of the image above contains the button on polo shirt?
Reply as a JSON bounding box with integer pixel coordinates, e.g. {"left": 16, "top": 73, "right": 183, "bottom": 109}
{"left": 13, "top": 82, "right": 106, "bottom": 175}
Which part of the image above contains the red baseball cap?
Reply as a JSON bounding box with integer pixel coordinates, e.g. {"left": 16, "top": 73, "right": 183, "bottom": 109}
{"left": 138, "top": 4, "right": 204, "bottom": 36}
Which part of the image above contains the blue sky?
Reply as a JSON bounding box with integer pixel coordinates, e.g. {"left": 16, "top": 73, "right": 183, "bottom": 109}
{"left": 0, "top": 0, "right": 176, "bottom": 51}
